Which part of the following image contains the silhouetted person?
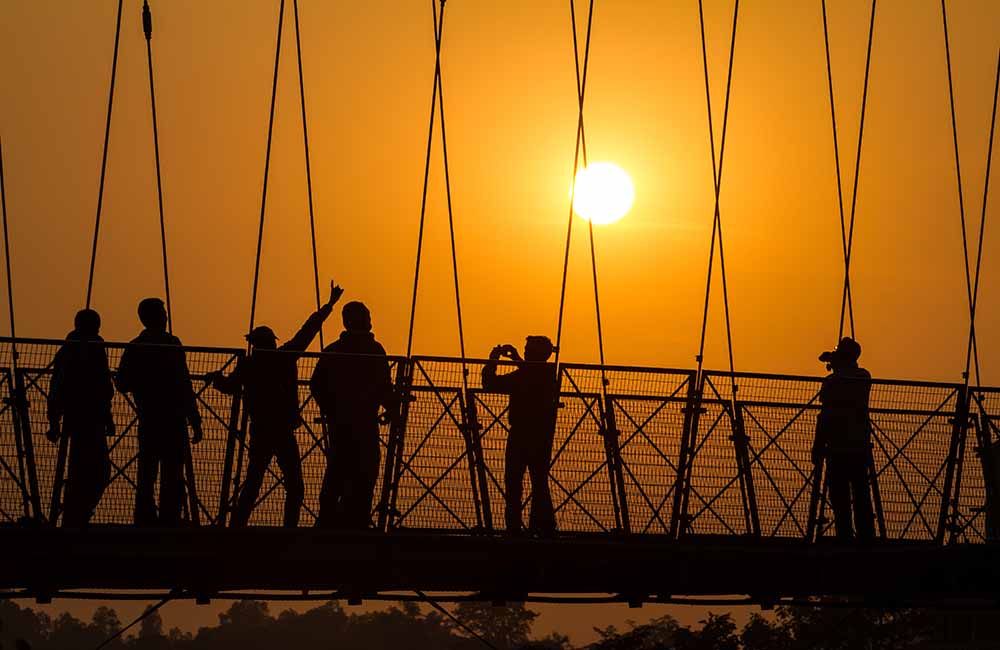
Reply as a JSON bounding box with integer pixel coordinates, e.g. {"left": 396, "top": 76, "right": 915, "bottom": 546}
{"left": 310, "top": 301, "right": 393, "bottom": 528}
{"left": 812, "top": 336, "right": 875, "bottom": 541}
{"left": 482, "top": 336, "right": 558, "bottom": 535}
{"left": 115, "top": 298, "right": 202, "bottom": 526}
{"left": 46, "top": 309, "right": 114, "bottom": 527}
{"left": 208, "top": 282, "right": 343, "bottom": 527}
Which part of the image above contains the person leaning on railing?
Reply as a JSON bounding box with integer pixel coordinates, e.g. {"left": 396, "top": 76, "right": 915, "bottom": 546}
{"left": 482, "top": 336, "right": 558, "bottom": 536}
{"left": 46, "top": 309, "right": 115, "bottom": 527}
{"left": 206, "top": 281, "right": 343, "bottom": 528}
{"left": 812, "top": 336, "right": 875, "bottom": 542}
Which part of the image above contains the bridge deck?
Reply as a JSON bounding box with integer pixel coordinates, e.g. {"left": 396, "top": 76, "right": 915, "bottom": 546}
{"left": 3, "top": 527, "right": 1000, "bottom": 607}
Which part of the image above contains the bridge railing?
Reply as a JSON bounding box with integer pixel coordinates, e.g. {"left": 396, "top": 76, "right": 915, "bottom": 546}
{"left": 0, "top": 336, "right": 993, "bottom": 545}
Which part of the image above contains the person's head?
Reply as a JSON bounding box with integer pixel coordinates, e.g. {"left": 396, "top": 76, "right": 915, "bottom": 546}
{"left": 245, "top": 325, "right": 278, "bottom": 350}
{"left": 524, "top": 335, "right": 555, "bottom": 362}
{"left": 342, "top": 301, "right": 372, "bottom": 332}
{"left": 819, "top": 336, "right": 861, "bottom": 368}
{"left": 73, "top": 309, "right": 101, "bottom": 338}
{"left": 137, "top": 297, "right": 168, "bottom": 331}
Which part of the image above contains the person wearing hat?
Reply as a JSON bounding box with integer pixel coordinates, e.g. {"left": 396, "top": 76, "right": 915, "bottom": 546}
{"left": 309, "top": 300, "right": 394, "bottom": 528}
{"left": 812, "top": 336, "right": 875, "bottom": 541}
{"left": 47, "top": 309, "right": 115, "bottom": 527}
{"left": 208, "top": 281, "right": 343, "bottom": 528}
{"left": 116, "top": 297, "right": 203, "bottom": 526}
{"left": 482, "top": 335, "right": 558, "bottom": 535}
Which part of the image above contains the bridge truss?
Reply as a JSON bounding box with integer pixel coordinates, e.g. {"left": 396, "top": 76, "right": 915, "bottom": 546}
{"left": 1, "top": 337, "right": 999, "bottom": 606}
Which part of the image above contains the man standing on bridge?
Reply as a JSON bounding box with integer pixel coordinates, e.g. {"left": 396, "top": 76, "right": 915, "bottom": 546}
{"left": 310, "top": 301, "right": 394, "bottom": 529}
{"left": 208, "top": 281, "right": 343, "bottom": 528}
{"left": 116, "top": 298, "right": 203, "bottom": 526}
{"left": 47, "top": 309, "right": 115, "bottom": 527}
{"left": 482, "top": 336, "right": 558, "bottom": 535}
{"left": 813, "top": 336, "right": 875, "bottom": 541}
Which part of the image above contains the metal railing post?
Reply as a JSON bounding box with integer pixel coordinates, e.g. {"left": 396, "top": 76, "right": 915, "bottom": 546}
{"left": 464, "top": 389, "right": 493, "bottom": 532}
{"left": 216, "top": 354, "right": 244, "bottom": 527}
{"left": 731, "top": 403, "right": 759, "bottom": 537}
{"left": 671, "top": 372, "right": 701, "bottom": 539}
{"left": 603, "top": 394, "right": 630, "bottom": 534}
{"left": 938, "top": 385, "right": 970, "bottom": 544}
{"left": 12, "top": 367, "right": 42, "bottom": 521}
{"left": 379, "top": 358, "right": 413, "bottom": 531}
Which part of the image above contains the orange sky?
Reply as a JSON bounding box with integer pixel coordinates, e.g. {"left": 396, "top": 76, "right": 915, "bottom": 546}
{"left": 2, "top": 0, "right": 1000, "bottom": 642}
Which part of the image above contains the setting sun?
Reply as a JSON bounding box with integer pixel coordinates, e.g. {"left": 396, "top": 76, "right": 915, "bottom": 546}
{"left": 572, "top": 162, "right": 635, "bottom": 225}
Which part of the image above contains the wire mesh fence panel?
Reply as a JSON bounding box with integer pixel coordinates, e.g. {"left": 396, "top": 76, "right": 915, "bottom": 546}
{"left": 469, "top": 389, "right": 512, "bottom": 532}
{"left": 1, "top": 339, "right": 244, "bottom": 526}
{"left": 554, "top": 366, "right": 619, "bottom": 533}
{"left": 963, "top": 387, "right": 1000, "bottom": 542}
{"left": 731, "top": 373, "right": 824, "bottom": 539}
{"left": 685, "top": 374, "right": 751, "bottom": 536}
{"left": 867, "top": 381, "right": 959, "bottom": 541}
{"left": 393, "top": 358, "right": 478, "bottom": 530}
{"left": 609, "top": 370, "right": 694, "bottom": 536}
{"left": 0, "top": 359, "right": 26, "bottom": 524}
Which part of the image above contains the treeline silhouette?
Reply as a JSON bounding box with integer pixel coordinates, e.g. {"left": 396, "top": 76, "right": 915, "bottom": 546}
{"left": 1, "top": 599, "right": 998, "bottom": 649}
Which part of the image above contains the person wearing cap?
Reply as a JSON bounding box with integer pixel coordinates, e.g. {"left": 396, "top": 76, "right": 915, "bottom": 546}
{"left": 482, "top": 335, "right": 559, "bottom": 535}
{"left": 208, "top": 281, "right": 343, "bottom": 528}
{"left": 812, "top": 336, "right": 875, "bottom": 541}
{"left": 309, "top": 300, "right": 394, "bottom": 528}
{"left": 47, "top": 309, "right": 115, "bottom": 527}
{"left": 115, "top": 298, "right": 203, "bottom": 526}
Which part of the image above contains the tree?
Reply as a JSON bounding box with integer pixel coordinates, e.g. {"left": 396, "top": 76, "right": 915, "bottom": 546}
{"left": 448, "top": 602, "right": 539, "bottom": 650}
{"left": 138, "top": 608, "right": 164, "bottom": 639}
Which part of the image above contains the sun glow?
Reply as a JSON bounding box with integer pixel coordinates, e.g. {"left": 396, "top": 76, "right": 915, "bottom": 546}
{"left": 572, "top": 162, "right": 635, "bottom": 225}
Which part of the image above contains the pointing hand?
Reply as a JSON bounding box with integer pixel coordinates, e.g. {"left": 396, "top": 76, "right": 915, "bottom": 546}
{"left": 328, "top": 281, "right": 345, "bottom": 307}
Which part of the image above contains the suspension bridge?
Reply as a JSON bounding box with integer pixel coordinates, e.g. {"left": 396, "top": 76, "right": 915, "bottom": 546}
{"left": 0, "top": 0, "right": 998, "bottom": 610}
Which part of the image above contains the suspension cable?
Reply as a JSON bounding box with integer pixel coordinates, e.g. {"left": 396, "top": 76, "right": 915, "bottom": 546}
{"left": 554, "top": 0, "right": 596, "bottom": 368}
{"left": 0, "top": 138, "right": 16, "bottom": 345}
{"left": 85, "top": 0, "right": 124, "bottom": 309}
{"left": 142, "top": 0, "right": 173, "bottom": 333}
{"left": 838, "top": 0, "right": 877, "bottom": 341}
{"left": 820, "top": 0, "right": 854, "bottom": 340}
{"left": 965, "top": 49, "right": 999, "bottom": 385}
{"left": 431, "top": 0, "right": 469, "bottom": 380}
{"left": 415, "top": 591, "right": 499, "bottom": 650}
{"left": 406, "top": 0, "right": 447, "bottom": 357}
{"left": 694, "top": 0, "right": 740, "bottom": 387}
{"left": 248, "top": 0, "right": 286, "bottom": 336}
{"left": 942, "top": 0, "right": 983, "bottom": 385}
{"left": 292, "top": 0, "right": 325, "bottom": 349}
{"left": 92, "top": 593, "right": 176, "bottom": 650}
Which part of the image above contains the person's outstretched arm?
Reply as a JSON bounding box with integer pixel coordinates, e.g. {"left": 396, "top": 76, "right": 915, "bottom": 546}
{"left": 282, "top": 281, "right": 344, "bottom": 353}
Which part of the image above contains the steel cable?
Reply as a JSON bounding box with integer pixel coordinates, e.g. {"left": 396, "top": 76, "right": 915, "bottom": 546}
{"left": 292, "top": 0, "right": 325, "bottom": 349}
{"left": 85, "top": 0, "right": 124, "bottom": 309}
{"left": 248, "top": 0, "right": 286, "bottom": 335}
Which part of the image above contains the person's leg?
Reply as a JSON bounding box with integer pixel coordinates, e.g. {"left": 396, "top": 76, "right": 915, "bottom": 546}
{"left": 158, "top": 422, "right": 187, "bottom": 526}
{"left": 274, "top": 430, "right": 304, "bottom": 528}
{"left": 527, "top": 449, "right": 555, "bottom": 534}
{"left": 504, "top": 437, "right": 528, "bottom": 533}
{"left": 318, "top": 434, "right": 347, "bottom": 528}
{"left": 62, "top": 429, "right": 84, "bottom": 527}
{"left": 850, "top": 456, "right": 875, "bottom": 541}
{"left": 825, "top": 455, "right": 854, "bottom": 540}
{"left": 348, "top": 436, "right": 380, "bottom": 528}
{"left": 133, "top": 423, "right": 159, "bottom": 526}
{"left": 74, "top": 426, "right": 111, "bottom": 527}
{"left": 231, "top": 428, "right": 272, "bottom": 527}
